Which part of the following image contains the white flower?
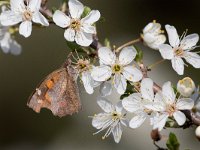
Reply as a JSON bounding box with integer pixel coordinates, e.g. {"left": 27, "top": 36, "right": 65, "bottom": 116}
{"left": 177, "top": 77, "right": 195, "bottom": 97}
{"left": 122, "top": 78, "right": 155, "bottom": 129}
{"left": 92, "top": 97, "right": 128, "bottom": 143}
{"left": 73, "top": 58, "right": 99, "bottom": 94}
{"left": 191, "top": 87, "right": 200, "bottom": 117}
{"left": 0, "top": 29, "right": 22, "bottom": 55}
{"left": 91, "top": 46, "right": 143, "bottom": 94}
{"left": 195, "top": 126, "right": 200, "bottom": 140}
{"left": 0, "top": 0, "right": 49, "bottom": 38}
{"left": 142, "top": 20, "right": 166, "bottom": 50}
{"left": 149, "top": 81, "right": 194, "bottom": 131}
{"left": 159, "top": 25, "right": 200, "bottom": 75}
{"left": 0, "top": 7, "right": 21, "bottom": 55}
{"left": 53, "top": 0, "right": 100, "bottom": 47}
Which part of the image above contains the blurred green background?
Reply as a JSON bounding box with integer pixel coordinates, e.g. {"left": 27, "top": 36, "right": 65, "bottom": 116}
{"left": 0, "top": 0, "right": 200, "bottom": 149}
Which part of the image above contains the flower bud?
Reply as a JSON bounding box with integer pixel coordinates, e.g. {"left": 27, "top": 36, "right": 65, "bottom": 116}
{"left": 177, "top": 77, "right": 195, "bottom": 97}
{"left": 151, "top": 129, "right": 161, "bottom": 142}
{"left": 142, "top": 20, "right": 166, "bottom": 50}
{"left": 195, "top": 126, "right": 200, "bottom": 141}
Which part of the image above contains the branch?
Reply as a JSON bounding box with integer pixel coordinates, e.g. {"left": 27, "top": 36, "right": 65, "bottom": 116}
{"left": 40, "top": 0, "right": 53, "bottom": 18}
{"left": 115, "top": 38, "right": 142, "bottom": 53}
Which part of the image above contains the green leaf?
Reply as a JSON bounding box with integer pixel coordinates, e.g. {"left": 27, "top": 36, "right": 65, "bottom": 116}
{"left": 166, "top": 133, "right": 180, "bottom": 150}
{"left": 104, "top": 38, "right": 111, "bottom": 48}
{"left": 120, "top": 81, "right": 135, "bottom": 100}
{"left": 66, "top": 41, "right": 83, "bottom": 52}
{"left": 81, "top": 6, "right": 91, "bottom": 18}
{"left": 134, "top": 46, "right": 143, "bottom": 63}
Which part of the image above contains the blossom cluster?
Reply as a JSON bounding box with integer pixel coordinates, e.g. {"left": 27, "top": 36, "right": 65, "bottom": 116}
{"left": 0, "top": 0, "right": 200, "bottom": 145}
{"left": 92, "top": 77, "right": 199, "bottom": 143}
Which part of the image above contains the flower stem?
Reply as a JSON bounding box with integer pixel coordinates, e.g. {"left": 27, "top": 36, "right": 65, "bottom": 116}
{"left": 115, "top": 37, "right": 142, "bottom": 53}
{"left": 148, "top": 59, "right": 166, "bottom": 70}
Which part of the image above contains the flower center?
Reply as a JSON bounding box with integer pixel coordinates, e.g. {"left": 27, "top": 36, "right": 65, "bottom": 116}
{"left": 76, "top": 59, "right": 90, "bottom": 72}
{"left": 174, "top": 48, "right": 184, "bottom": 57}
{"left": 112, "top": 64, "right": 122, "bottom": 73}
{"left": 166, "top": 104, "right": 176, "bottom": 116}
{"left": 70, "top": 20, "right": 81, "bottom": 31}
{"left": 111, "top": 111, "right": 121, "bottom": 121}
{"left": 23, "top": 10, "right": 33, "bottom": 21}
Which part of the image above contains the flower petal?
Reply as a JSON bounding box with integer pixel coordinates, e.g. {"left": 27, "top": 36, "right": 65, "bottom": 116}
{"left": 143, "top": 33, "right": 156, "bottom": 43}
{"left": 9, "top": 39, "right": 22, "bottom": 55}
{"left": 81, "top": 24, "right": 96, "bottom": 34}
{"left": 141, "top": 78, "right": 154, "bottom": 101}
{"left": 0, "top": 32, "right": 10, "bottom": 53}
{"left": 91, "top": 65, "right": 112, "bottom": 82}
{"left": 28, "top": 0, "right": 42, "bottom": 11}
{"left": 129, "top": 113, "right": 146, "bottom": 129}
{"left": 64, "top": 28, "right": 75, "bottom": 42}
{"left": 171, "top": 57, "right": 184, "bottom": 75}
{"left": 115, "top": 101, "right": 125, "bottom": 114}
{"left": 162, "top": 81, "right": 176, "bottom": 104}
{"left": 176, "top": 98, "right": 194, "bottom": 110}
{"left": 92, "top": 113, "right": 112, "bottom": 129}
{"left": 97, "top": 97, "right": 114, "bottom": 113}
{"left": 145, "top": 102, "right": 166, "bottom": 112}
{"left": 100, "top": 81, "right": 112, "bottom": 97}
{"left": 181, "top": 34, "right": 199, "bottom": 50}
{"left": 32, "top": 12, "right": 49, "bottom": 26}
{"left": 147, "top": 35, "right": 166, "bottom": 50}
{"left": 159, "top": 44, "right": 174, "bottom": 60}
{"left": 173, "top": 111, "right": 186, "bottom": 126}
{"left": 114, "top": 74, "right": 127, "bottom": 94}
{"left": 112, "top": 123, "right": 122, "bottom": 143}
{"left": 119, "top": 46, "right": 137, "bottom": 65}
{"left": 152, "top": 113, "right": 169, "bottom": 131}
{"left": 122, "top": 93, "right": 142, "bottom": 113}
{"left": 75, "top": 31, "right": 93, "bottom": 46}
{"left": 143, "top": 22, "right": 161, "bottom": 34}
{"left": 154, "top": 92, "right": 163, "bottom": 103}
{"left": 0, "top": 11, "right": 22, "bottom": 26}
{"left": 81, "top": 10, "right": 100, "bottom": 24}
{"left": 81, "top": 71, "right": 94, "bottom": 94}
{"left": 19, "top": 21, "right": 32, "bottom": 38}
{"left": 10, "top": 0, "right": 24, "bottom": 12}
{"left": 53, "top": 10, "right": 70, "bottom": 28}
{"left": 68, "top": 0, "right": 84, "bottom": 19}
{"left": 165, "top": 24, "right": 180, "bottom": 47}
{"left": 184, "top": 52, "right": 200, "bottom": 68}
{"left": 151, "top": 92, "right": 166, "bottom": 111}
{"left": 98, "top": 47, "right": 116, "bottom": 65}
{"left": 122, "top": 66, "right": 143, "bottom": 82}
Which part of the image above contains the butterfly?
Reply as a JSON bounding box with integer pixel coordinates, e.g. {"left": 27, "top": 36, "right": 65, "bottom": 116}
{"left": 27, "top": 59, "right": 81, "bottom": 117}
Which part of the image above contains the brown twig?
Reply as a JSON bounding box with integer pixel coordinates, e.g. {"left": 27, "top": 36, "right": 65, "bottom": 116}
{"left": 139, "top": 63, "right": 162, "bottom": 92}
{"left": 40, "top": 0, "right": 53, "bottom": 18}
{"left": 115, "top": 37, "right": 142, "bottom": 53}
